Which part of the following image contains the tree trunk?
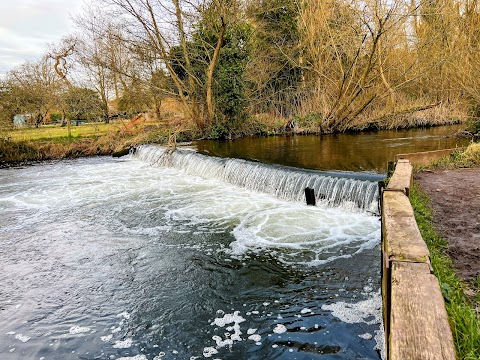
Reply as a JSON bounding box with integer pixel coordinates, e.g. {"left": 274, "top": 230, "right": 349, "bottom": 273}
{"left": 206, "top": 18, "right": 226, "bottom": 125}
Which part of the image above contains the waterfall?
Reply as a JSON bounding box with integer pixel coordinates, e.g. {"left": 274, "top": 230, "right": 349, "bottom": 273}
{"left": 132, "top": 145, "right": 380, "bottom": 214}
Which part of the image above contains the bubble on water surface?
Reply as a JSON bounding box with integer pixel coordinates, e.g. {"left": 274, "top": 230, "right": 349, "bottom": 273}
{"left": 273, "top": 324, "right": 287, "bottom": 334}
{"left": 69, "top": 326, "right": 91, "bottom": 335}
{"left": 248, "top": 334, "right": 261, "bottom": 342}
{"left": 203, "top": 346, "right": 218, "bottom": 357}
{"left": 14, "top": 334, "right": 31, "bottom": 342}
{"left": 322, "top": 290, "right": 385, "bottom": 359}
{"left": 112, "top": 338, "right": 133, "bottom": 348}
{"left": 116, "top": 311, "right": 131, "bottom": 319}
{"left": 100, "top": 334, "right": 113, "bottom": 342}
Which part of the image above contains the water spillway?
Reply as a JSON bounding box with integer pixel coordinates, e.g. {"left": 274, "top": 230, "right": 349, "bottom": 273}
{"left": 133, "top": 145, "right": 380, "bottom": 214}
{"left": 0, "top": 155, "right": 383, "bottom": 359}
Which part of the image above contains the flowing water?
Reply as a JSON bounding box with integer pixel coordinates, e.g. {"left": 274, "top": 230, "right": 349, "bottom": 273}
{"left": 195, "top": 124, "right": 470, "bottom": 173}
{"left": 0, "top": 147, "right": 383, "bottom": 360}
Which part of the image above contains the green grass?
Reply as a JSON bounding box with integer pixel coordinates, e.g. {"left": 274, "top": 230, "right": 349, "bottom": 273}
{"left": 0, "top": 122, "right": 180, "bottom": 164}
{"left": 411, "top": 185, "right": 480, "bottom": 359}
{"left": 432, "top": 143, "right": 480, "bottom": 169}
{"left": 1, "top": 122, "right": 128, "bottom": 142}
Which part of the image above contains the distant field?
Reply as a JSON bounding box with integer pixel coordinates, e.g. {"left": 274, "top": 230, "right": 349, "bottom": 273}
{"left": 2, "top": 121, "right": 131, "bottom": 142}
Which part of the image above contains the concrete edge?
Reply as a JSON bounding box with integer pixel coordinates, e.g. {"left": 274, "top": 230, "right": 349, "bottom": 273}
{"left": 394, "top": 148, "right": 464, "bottom": 167}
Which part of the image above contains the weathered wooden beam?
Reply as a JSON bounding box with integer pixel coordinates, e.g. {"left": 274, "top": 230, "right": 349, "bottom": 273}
{"left": 387, "top": 160, "right": 413, "bottom": 197}
{"left": 382, "top": 191, "right": 430, "bottom": 263}
{"left": 390, "top": 262, "right": 456, "bottom": 360}
{"left": 382, "top": 158, "right": 455, "bottom": 360}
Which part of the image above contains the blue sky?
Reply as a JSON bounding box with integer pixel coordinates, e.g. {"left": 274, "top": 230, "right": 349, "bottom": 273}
{"left": 0, "top": 0, "right": 87, "bottom": 76}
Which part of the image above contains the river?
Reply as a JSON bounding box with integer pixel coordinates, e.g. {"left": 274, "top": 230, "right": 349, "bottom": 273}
{"left": 0, "top": 125, "right": 466, "bottom": 360}
{"left": 195, "top": 124, "right": 469, "bottom": 173}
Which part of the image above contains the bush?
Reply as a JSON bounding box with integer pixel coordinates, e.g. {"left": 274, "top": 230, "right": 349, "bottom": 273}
{"left": 292, "top": 113, "right": 322, "bottom": 129}
{"left": 50, "top": 113, "right": 62, "bottom": 122}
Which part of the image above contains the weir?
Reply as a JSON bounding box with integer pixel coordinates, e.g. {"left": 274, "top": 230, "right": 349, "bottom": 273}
{"left": 133, "top": 145, "right": 382, "bottom": 214}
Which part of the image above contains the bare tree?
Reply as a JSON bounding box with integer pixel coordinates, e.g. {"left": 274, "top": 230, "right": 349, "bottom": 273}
{"left": 49, "top": 37, "right": 78, "bottom": 136}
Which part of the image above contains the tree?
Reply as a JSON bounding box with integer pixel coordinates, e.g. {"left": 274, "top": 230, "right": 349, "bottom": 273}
{"left": 98, "top": 0, "right": 238, "bottom": 131}
{"left": 63, "top": 87, "right": 104, "bottom": 121}
{"left": 49, "top": 37, "right": 78, "bottom": 135}
{"left": 2, "top": 57, "right": 59, "bottom": 127}
{"left": 168, "top": 0, "right": 251, "bottom": 136}
{"left": 247, "top": 0, "right": 303, "bottom": 118}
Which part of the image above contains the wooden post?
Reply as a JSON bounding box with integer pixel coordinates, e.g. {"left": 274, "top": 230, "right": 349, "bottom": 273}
{"left": 305, "top": 187, "right": 316, "bottom": 206}
{"left": 382, "top": 159, "right": 455, "bottom": 360}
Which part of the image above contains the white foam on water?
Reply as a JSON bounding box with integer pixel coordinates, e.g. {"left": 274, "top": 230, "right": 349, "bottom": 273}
{"left": 117, "top": 356, "right": 147, "bottom": 360}
{"left": 248, "top": 334, "right": 261, "bottom": 342}
{"left": 212, "top": 335, "right": 233, "bottom": 349}
{"left": 100, "top": 334, "right": 113, "bottom": 342}
{"left": 273, "top": 324, "right": 287, "bottom": 334}
{"left": 132, "top": 146, "right": 380, "bottom": 213}
{"left": 69, "top": 326, "right": 91, "bottom": 335}
{"left": 374, "top": 325, "right": 386, "bottom": 360}
{"left": 1, "top": 156, "right": 383, "bottom": 359}
{"left": 1, "top": 155, "right": 380, "bottom": 268}
{"left": 321, "top": 291, "right": 381, "bottom": 325}
{"left": 228, "top": 203, "right": 380, "bottom": 265}
{"left": 116, "top": 311, "right": 131, "bottom": 320}
{"left": 153, "top": 352, "right": 166, "bottom": 360}
{"left": 300, "top": 308, "right": 312, "bottom": 314}
{"left": 111, "top": 326, "right": 121, "bottom": 333}
{"left": 113, "top": 338, "right": 133, "bottom": 349}
{"left": 14, "top": 334, "right": 31, "bottom": 342}
{"left": 246, "top": 328, "right": 257, "bottom": 335}
{"left": 6, "top": 331, "right": 15, "bottom": 335}
{"left": 202, "top": 346, "right": 218, "bottom": 357}
{"left": 322, "top": 290, "right": 385, "bottom": 359}
{"left": 211, "top": 311, "right": 246, "bottom": 328}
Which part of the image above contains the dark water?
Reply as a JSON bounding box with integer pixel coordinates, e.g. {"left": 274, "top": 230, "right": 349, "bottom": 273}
{"left": 195, "top": 125, "right": 469, "bottom": 173}
{"left": 0, "top": 156, "right": 382, "bottom": 360}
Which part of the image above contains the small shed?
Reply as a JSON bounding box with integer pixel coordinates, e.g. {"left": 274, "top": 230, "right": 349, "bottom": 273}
{"left": 13, "top": 114, "right": 26, "bottom": 127}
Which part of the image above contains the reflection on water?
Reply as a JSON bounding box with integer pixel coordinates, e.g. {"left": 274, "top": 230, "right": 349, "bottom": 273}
{"left": 195, "top": 124, "right": 470, "bottom": 173}
{"left": 0, "top": 157, "right": 382, "bottom": 359}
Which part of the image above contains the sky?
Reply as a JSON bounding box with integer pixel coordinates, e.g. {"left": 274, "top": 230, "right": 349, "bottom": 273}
{"left": 0, "top": 0, "right": 88, "bottom": 77}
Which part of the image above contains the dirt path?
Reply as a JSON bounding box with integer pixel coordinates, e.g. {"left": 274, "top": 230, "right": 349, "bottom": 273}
{"left": 415, "top": 168, "right": 480, "bottom": 282}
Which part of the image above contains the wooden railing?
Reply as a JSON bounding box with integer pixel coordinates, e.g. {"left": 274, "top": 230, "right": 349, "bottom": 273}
{"left": 381, "top": 160, "right": 455, "bottom": 360}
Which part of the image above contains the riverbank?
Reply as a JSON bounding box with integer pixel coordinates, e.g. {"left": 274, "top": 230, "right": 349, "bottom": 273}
{"left": 0, "top": 125, "right": 182, "bottom": 166}
{"left": 1, "top": 111, "right": 474, "bottom": 166}
{"left": 410, "top": 144, "right": 480, "bottom": 359}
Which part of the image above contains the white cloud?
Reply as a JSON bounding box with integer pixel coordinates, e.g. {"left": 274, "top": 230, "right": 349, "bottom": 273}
{"left": 0, "top": 0, "right": 88, "bottom": 75}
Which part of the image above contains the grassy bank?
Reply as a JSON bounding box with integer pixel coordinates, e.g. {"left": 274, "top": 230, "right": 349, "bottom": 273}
{"left": 1, "top": 113, "right": 471, "bottom": 165}
{"left": 4, "top": 122, "right": 117, "bottom": 142}
{"left": 411, "top": 185, "right": 480, "bottom": 359}
{"left": 433, "top": 143, "right": 480, "bottom": 168}
{"left": 0, "top": 124, "right": 183, "bottom": 165}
